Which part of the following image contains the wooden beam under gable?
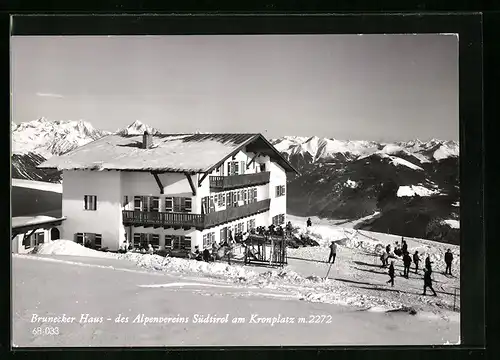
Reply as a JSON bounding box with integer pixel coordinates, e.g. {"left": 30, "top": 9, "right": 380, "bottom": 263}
{"left": 184, "top": 173, "right": 197, "bottom": 196}
{"left": 247, "top": 152, "right": 261, "bottom": 169}
{"left": 198, "top": 172, "right": 209, "bottom": 187}
{"left": 150, "top": 172, "right": 164, "bottom": 194}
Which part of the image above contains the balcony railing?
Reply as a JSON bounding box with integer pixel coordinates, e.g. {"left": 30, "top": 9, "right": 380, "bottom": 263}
{"left": 209, "top": 171, "right": 270, "bottom": 190}
{"left": 122, "top": 198, "right": 271, "bottom": 230}
{"left": 122, "top": 210, "right": 205, "bottom": 229}
{"left": 204, "top": 199, "right": 271, "bottom": 228}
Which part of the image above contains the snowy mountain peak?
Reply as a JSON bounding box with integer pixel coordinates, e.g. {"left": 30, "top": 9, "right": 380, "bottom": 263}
{"left": 118, "top": 120, "right": 160, "bottom": 135}
{"left": 12, "top": 118, "right": 110, "bottom": 158}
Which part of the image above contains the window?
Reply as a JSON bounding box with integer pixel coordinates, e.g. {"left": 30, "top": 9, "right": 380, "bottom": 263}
{"left": 151, "top": 197, "right": 159, "bottom": 212}
{"left": 240, "top": 161, "right": 245, "bottom": 174}
{"left": 171, "top": 236, "right": 191, "bottom": 251}
{"left": 209, "top": 196, "right": 215, "bottom": 213}
{"left": 165, "top": 197, "right": 173, "bottom": 212}
{"left": 150, "top": 234, "right": 160, "bottom": 250}
{"left": 123, "top": 196, "right": 129, "bottom": 210}
{"left": 202, "top": 196, "right": 215, "bottom": 214}
{"left": 225, "top": 192, "right": 231, "bottom": 207}
{"left": 35, "top": 232, "right": 45, "bottom": 246}
{"left": 237, "top": 222, "right": 244, "bottom": 234}
{"left": 133, "top": 233, "right": 141, "bottom": 248}
{"left": 84, "top": 195, "right": 97, "bottom": 211}
{"left": 75, "top": 233, "right": 102, "bottom": 249}
{"left": 272, "top": 214, "right": 285, "bottom": 226}
{"left": 134, "top": 196, "right": 142, "bottom": 211}
{"left": 203, "top": 232, "right": 215, "bottom": 248}
{"left": 228, "top": 161, "right": 240, "bottom": 176}
{"left": 133, "top": 233, "right": 160, "bottom": 250}
{"left": 247, "top": 219, "right": 256, "bottom": 231}
{"left": 275, "top": 185, "right": 286, "bottom": 197}
{"left": 165, "top": 197, "right": 191, "bottom": 213}
{"left": 243, "top": 189, "right": 248, "bottom": 205}
{"left": 232, "top": 191, "right": 238, "bottom": 207}
{"left": 260, "top": 163, "right": 266, "bottom": 172}
{"left": 220, "top": 227, "right": 228, "bottom": 243}
{"left": 248, "top": 188, "right": 257, "bottom": 203}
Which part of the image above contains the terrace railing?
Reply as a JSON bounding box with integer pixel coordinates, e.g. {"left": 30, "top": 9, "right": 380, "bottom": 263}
{"left": 209, "top": 171, "right": 270, "bottom": 190}
{"left": 203, "top": 199, "right": 271, "bottom": 228}
{"left": 122, "top": 210, "right": 205, "bottom": 229}
{"left": 122, "top": 198, "right": 271, "bottom": 230}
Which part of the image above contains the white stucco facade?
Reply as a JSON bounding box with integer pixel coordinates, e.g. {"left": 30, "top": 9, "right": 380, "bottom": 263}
{"left": 59, "top": 144, "right": 290, "bottom": 252}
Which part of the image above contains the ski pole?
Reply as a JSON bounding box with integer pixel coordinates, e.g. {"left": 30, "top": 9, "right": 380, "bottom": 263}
{"left": 324, "top": 262, "right": 333, "bottom": 280}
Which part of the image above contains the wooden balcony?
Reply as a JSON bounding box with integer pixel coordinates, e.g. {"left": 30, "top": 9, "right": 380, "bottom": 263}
{"left": 209, "top": 171, "right": 270, "bottom": 190}
{"left": 122, "top": 198, "right": 271, "bottom": 230}
{"left": 122, "top": 210, "right": 205, "bottom": 230}
{"left": 204, "top": 199, "right": 271, "bottom": 228}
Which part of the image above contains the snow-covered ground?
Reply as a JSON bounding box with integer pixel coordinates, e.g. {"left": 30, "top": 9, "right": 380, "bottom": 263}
{"left": 397, "top": 185, "right": 440, "bottom": 197}
{"left": 11, "top": 178, "right": 62, "bottom": 193}
{"left": 26, "top": 215, "right": 460, "bottom": 320}
{"left": 441, "top": 219, "right": 460, "bottom": 229}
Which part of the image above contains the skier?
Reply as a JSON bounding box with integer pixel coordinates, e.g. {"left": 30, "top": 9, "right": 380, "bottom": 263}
{"left": 422, "top": 267, "right": 438, "bottom": 296}
{"left": 413, "top": 251, "right": 421, "bottom": 274}
{"left": 425, "top": 254, "right": 433, "bottom": 272}
{"left": 402, "top": 252, "right": 412, "bottom": 278}
{"left": 306, "top": 218, "right": 312, "bottom": 228}
{"left": 286, "top": 221, "right": 293, "bottom": 237}
{"left": 386, "top": 261, "right": 395, "bottom": 287}
{"left": 444, "top": 249, "right": 454, "bottom": 276}
{"left": 402, "top": 239, "right": 408, "bottom": 255}
{"left": 328, "top": 241, "right": 337, "bottom": 264}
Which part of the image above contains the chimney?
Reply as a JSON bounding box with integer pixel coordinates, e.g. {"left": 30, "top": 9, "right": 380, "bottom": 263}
{"left": 142, "top": 131, "right": 153, "bottom": 149}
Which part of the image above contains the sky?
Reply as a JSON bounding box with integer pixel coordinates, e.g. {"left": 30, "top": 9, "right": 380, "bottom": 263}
{"left": 11, "top": 34, "right": 458, "bottom": 141}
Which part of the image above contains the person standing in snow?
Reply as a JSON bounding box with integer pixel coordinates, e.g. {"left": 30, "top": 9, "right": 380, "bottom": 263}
{"left": 286, "top": 221, "right": 293, "bottom": 237}
{"left": 422, "top": 268, "right": 438, "bottom": 296}
{"left": 425, "top": 254, "right": 433, "bottom": 272}
{"left": 386, "top": 261, "right": 395, "bottom": 287}
{"left": 402, "top": 239, "right": 408, "bottom": 255}
{"left": 147, "top": 244, "right": 154, "bottom": 255}
{"left": 328, "top": 241, "right": 337, "bottom": 264}
{"left": 402, "top": 252, "right": 412, "bottom": 278}
{"left": 444, "top": 249, "right": 454, "bottom": 276}
{"left": 202, "top": 247, "right": 211, "bottom": 262}
{"left": 306, "top": 218, "right": 312, "bottom": 228}
{"left": 385, "top": 244, "right": 391, "bottom": 255}
{"left": 413, "top": 251, "right": 421, "bottom": 273}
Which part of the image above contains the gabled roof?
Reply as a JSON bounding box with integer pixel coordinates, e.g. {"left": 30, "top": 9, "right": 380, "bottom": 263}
{"left": 38, "top": 133, "right": 300, "bottom": 175}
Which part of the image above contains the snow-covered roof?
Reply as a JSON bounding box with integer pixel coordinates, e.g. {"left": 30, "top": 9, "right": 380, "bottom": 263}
{"left": 38, "top": 133, "right": 299, "bottom": 174}
{"left": 11, "top": 178, "right": 62, "bottom": 193}
{"left": 12, "top": 216, "right": 66, "bottom": 229}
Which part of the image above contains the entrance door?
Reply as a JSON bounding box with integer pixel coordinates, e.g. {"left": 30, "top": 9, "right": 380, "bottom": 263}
{"left": 51, "top": 228, "right": 60, "bottom": 240}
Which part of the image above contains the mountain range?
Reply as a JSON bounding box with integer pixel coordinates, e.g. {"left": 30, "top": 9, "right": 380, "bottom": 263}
{"left": 11, "top": 118, "right": 460, "bottom": 244}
